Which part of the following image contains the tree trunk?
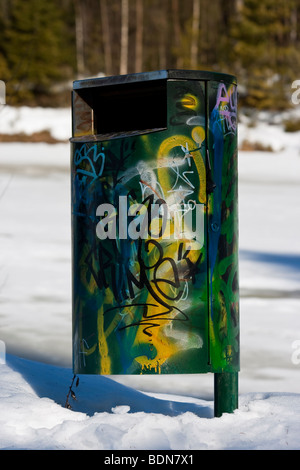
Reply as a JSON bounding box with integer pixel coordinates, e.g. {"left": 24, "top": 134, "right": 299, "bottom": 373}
{"left": 74, "top": 0, "right": 85, "bottom": 77}
{"left": 158, "top": 2, "right": 168, "bottom": 70}
{"left": 135, "top": 0, "right": 143, "bottom": 73}
{"left": 120, "top": 0, "right": 129, "bottom": 75}
{"left": 172, "top": 0, "right": 183, "bottom": 68}
{"left": 100, "top": 0, "right": 113, "bottom": 76}
{"left": 191, "top": 0, "right": 200, "bottom": 68}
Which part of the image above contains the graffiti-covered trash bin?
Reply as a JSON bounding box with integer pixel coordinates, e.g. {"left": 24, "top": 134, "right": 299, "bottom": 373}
{"left": 71, "top": 70, "right": 239, "bottom": 416}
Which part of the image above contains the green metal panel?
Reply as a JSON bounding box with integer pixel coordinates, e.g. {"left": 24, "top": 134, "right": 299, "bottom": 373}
{"left": 71, "top": 71, "right": 239, "bottom": 377}
{"left": 207, "top": 79, "right": 239, "bottom": 373}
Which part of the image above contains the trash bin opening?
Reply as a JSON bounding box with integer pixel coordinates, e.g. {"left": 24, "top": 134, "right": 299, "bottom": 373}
{"left": 75, "top": 79, "right": 167, "bottom": 137}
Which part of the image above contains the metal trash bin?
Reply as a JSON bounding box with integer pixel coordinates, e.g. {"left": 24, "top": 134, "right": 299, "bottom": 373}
{"left": 71, "top": 70, "right": 239, "bottom": 416}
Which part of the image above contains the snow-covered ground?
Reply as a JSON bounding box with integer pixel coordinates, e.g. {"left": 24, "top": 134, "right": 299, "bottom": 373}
{"left": 0, "top": 105, "right": 299, "bottom": 450}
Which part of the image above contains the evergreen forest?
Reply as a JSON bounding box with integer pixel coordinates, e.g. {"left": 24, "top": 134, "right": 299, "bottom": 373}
{"left": 1, "top": 0, "right": 300, "bottom": 109}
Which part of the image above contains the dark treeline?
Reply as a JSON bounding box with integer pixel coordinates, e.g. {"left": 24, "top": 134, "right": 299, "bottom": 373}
{"left": 1, "top": 0, "right": 300, "bottom": 108}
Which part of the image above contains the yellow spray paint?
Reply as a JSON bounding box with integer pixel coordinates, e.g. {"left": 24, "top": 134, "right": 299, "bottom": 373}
{"left": 157, "top": 134, "right": 206, "bottom": 204}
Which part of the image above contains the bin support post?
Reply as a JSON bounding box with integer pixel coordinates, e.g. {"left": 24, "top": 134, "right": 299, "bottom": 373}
{"left": 214, "top": 372, "right": 238, "bottom": 417}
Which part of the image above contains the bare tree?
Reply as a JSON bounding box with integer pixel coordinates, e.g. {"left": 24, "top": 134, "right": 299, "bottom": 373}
{"left": 135, "top": 0, "right": 143, "bottom": 72}
{"left": 100, "top": 0, "right": 113, "bottom": 76}
{"left": 158, "top": 1, "right": 168, "bottom": 70}
{"left": 290, "top": 3, "right": 298, "bottom": 44}
{"left": 120, "top": 0, "right": 129, "bottom": 75}
{"left": 191, "top": 0, "right": 200, "bottom": 68}
{"left": 74, "top": 0, "right": 85, "bottom": 77}
{"left": 172, "top": 0, "right": 183, "bottom": 68}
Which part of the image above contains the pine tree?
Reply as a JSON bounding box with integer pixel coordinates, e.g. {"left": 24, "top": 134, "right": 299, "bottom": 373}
{"left": 4, "top": 0, "right": 75, "bottom": 104}
{"left": 0, "top": 2, "right": 10, "bottom": 82}
{"left": 1, "top": 0, "right": 300, "bottom": 108}
{"left": 229, "top": 0, "right": 300, "bottom": 108}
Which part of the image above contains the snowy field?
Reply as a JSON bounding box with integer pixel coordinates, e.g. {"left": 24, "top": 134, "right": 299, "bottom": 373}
{"left": 0, "top": 105, "right": 299, "bottom": 450}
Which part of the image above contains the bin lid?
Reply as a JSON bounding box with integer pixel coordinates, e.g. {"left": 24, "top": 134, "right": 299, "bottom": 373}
{"left": 73, "top": 69, "right": 237, "bottom": 90}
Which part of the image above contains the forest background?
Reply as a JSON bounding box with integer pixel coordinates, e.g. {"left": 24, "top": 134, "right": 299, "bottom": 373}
{"left": 1, "top": 0, "right": 300, "bottom": 110}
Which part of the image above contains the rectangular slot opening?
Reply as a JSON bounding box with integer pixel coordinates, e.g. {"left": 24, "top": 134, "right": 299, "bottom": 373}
{"left": 75, "top": 79, "right": 167, "bottom": 137}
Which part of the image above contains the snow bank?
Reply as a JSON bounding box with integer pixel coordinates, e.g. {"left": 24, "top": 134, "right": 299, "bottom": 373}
{"left": 1, "top": 355, "right": 299, "bottom": 450}
{"left": 239, "top": 108, "right": 300, "bottom": 152}
{"left": 1, "top": 105, "right": 300, "bottom": 154}
{"left": 0, "top": 106, "right": 71, "bottom": 141}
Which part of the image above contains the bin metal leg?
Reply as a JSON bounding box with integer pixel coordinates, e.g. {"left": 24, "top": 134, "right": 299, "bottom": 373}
{"left": 214, "top": 372, "right": 238, "bottom": 417}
